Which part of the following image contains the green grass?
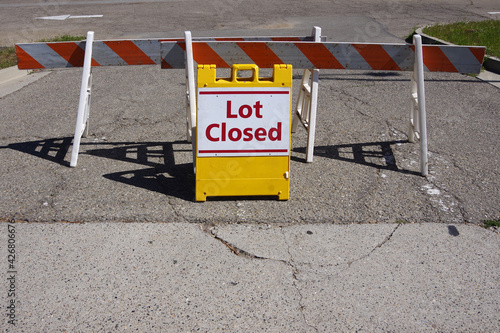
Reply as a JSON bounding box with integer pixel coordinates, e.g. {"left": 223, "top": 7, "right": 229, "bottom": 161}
{"left": 0, "top": 47, "right": 17, "bottom": 69}
{"left": 37, "top": 34, "right": 86, "bottom": 43}
{"left": 0, "top": 34, "right": 86, "bottom": 70}
{"left": 423, "top": 20, "right": 500, "bottom": 58}
{"left": 482, "top": 219, "right": 500, "bottom": 229}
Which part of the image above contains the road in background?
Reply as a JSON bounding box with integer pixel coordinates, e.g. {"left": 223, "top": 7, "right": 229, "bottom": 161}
{"left": 1, "top": 0, "right": 499, "bottom": 45}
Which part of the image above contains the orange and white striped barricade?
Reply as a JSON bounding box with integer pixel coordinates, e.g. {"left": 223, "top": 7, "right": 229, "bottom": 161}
{"left": 161, "top": 36, "right": 485, "bottom": 176}
{"left": 16, "top": 31, "right": 486, "bottom": 175}
{"left": 15, "top": 29, "right": 325, "bottom": 167}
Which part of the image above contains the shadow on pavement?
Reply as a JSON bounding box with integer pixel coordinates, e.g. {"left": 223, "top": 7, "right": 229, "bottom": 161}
{"left": 5, "top": 138, "right": 195, "bottom": 201}
{"left": 6, "top": 137, "right": 73, "bottom": 167}
{"left": 5, "top": 138, "right": 421, "bottom": 199}
{"left": 292, "top": 140, "right": 421, "bottom": 176}
{"left": 86, "top": 141, "right": 194, "bottom": 201}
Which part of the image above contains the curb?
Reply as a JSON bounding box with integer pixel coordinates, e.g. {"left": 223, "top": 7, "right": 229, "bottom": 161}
{"left": 0, "top": 65, "right": 50, "bottom": 98}
{"left": 415, "top": 27, "right": 500, "bottom": 75}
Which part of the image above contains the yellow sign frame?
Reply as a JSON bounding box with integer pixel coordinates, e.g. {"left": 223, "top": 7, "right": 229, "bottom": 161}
{"left": 196, "top": 64, "right": 292, "bottom": 201}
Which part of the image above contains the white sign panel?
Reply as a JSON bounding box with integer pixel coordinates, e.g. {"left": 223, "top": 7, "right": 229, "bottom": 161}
{"left": 197, "top": 87, "right": 291, "bottom": 157}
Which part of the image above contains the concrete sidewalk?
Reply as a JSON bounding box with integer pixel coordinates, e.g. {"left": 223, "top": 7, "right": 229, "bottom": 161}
{"left": 1, "top": 221, "right": 498, "bottom": 332}
{"left": 0, "top": 66, "right": 50, "bottom": 99}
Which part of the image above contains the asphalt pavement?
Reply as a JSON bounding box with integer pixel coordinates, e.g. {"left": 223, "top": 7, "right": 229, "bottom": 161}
{"left": 0, "top": 0, "right": 499, "bottom": 331}
{"left": 1, "top": 65, "right": 498, "bottom": 224}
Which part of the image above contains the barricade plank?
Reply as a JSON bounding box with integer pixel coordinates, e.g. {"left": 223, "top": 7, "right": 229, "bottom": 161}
{"left": 160, "top": 41, "right": 485, "bottom": 73}
{"left": 16, "top": 36, "right": 321, "bottom": 70}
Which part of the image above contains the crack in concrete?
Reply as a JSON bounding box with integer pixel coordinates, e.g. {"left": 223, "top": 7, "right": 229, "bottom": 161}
{"left": 346, "top": 223, "right": 401, "bottom": 267}
{"left": 201, "top": 224, "right": 271, "bottom": 260}
{"left": 201, "top": 224, "right": 319, "bottom": 332}
{"left": 281, "top": 227, "right": 320, "bottom": 333}
{"left": 201, "top": 223, "right": 402, "bottom": 332}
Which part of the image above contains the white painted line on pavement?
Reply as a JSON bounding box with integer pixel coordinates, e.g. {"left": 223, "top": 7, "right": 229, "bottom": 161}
{"left": 36, "top": 15, "right": 103, "bottom": 20}
{"left": 36, "top": 15, "right": 71, "bottom": 20}
{"left": 68, "top": 15, "right": 104, "bottom": 19}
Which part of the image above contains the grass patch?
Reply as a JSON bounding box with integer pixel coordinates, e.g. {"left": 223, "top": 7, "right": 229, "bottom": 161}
{"left": 482, "top": 219, "right": 500, "bottom": 229}
{"left": 37, "top": 35, "right": 86, "bottom": 43}
{"left": 422, "top": 20, "right": 500, "bottom": 58}
{"left": 0, "top": 34, "right": 86, "bottom": 70}
{"left": 0, "top": 47, "right": 17, "bottom": 69}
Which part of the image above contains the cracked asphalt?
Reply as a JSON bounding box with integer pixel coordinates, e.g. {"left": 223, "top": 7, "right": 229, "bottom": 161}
{"left": 1, "top": 67, "right": 499, "bottom": 224}
{"left": 1, "top": 0, "right": 499, "bottom": 331}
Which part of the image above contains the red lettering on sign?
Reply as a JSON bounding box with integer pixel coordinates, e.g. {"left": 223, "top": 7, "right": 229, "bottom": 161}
{"left": 243, "top": 128, "right": 253, "bottom": 141}
{"left": 254, "top": 128, "right": 266, "bottom": 141}
{"left": 225, "top": 100, "right": 265, "bottom": 119}
{"left": 269, "top": 122, "right": 281, "bottom": 141}
{"left": 226, "top": 101, "right": 237, "bottom": 118}
{"left": 254, "top": 101, "right": 263, "bottom": 118}
{"left": 228, "top": 128, "right": 242, "bottom": 141}
{"left": 205, "top": 122, "right": 282, "bottom": 142}
{"left": 238, "top": 105, "right": 252, "bottom": 118}
{"left": 206, "top": 123, "right": 220, "bottom": 141}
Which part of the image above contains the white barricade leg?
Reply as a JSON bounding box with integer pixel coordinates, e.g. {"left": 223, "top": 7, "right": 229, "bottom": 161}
{"left": 184, "top": 31, "right": 198, "bottom": 173}
{"left": 306, "top": 26, "right": 321, "bottom": 163}
{"left": 70, "top": 31, "right": 94, "bottom": 168}
{"left": 292, "top": 26, "right": 322, "bottom": 162}
{"left": 415, "top": 35, "right": 428, "bottom": 176}
{"left": 409, "top": 70, "right": 417, "bottom": 143}
{"left": 184, "top": 31, "right": 196, "bottom": 144}
{"left": 83, "top": 71, "right": 92, "bottom": 138}
{"left": 291, "top": 69, "right": 311, "bottom": 133}
{"left": 408, "top": 34, "right": 428, "bottom": 176}
{"left": 291, "top": 68, "right": 319, "bottom": 162}
{"left": 306, "top": 69, "right": 319, "bottom": 162}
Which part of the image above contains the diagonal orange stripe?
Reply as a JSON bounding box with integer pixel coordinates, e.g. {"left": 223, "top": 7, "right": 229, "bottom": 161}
{"left": 353, "top": 44, "right": 401, "bottom": 71}
{"left": 237, "top": 42, "right": 284, "bottom": 68}
{"left": 47, "top": 42, "right": 85, "bottom": 67}
{"left": 469, "top": 47, "right": 486, "bottom": 64}
{"left": 15, "top": 45, "right": 44, "bottom": 69}
{"left": 422, "top": 46, "right": 457, "bottom": 72}
{"left": 192, "top": 43, "right": 229, "bottom": 67}
{"left": 104, "top": 40, "right": 156, "bottom": 65}
{"left": 295, "top": 42, "right": 344, "bottom": 69}
{"left": 160, "top": 58, "right": 173, "bottom": 69}
{"left": 176, "top": 42, "right": 186, "bottom": 51}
